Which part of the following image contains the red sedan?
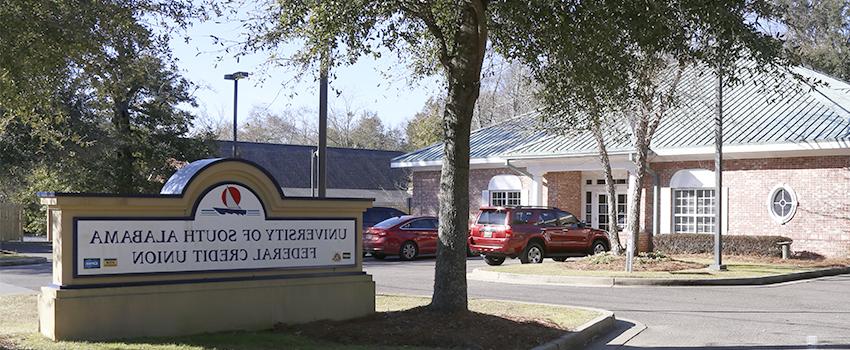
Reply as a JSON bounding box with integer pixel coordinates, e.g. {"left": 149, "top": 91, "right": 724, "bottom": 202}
{"left": 363, "top": 215, "right": 438, "bottom": 260}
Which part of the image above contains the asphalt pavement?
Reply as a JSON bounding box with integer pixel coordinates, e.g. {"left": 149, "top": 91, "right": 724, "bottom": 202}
{"left": 2, "top": 249, "right": 849, "bottom": 349}
{"left": 366, "top": 256, "right": 850, "bottom": 349}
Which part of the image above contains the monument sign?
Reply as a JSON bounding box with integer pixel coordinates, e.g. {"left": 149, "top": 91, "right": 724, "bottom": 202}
{"left": 38, "top": 158, "right": 375, "bottom": 340}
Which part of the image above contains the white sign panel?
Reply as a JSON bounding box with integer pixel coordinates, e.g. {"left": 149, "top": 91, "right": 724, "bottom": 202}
{"left": 74, "top": 184, "right": 356, "bottom": 276}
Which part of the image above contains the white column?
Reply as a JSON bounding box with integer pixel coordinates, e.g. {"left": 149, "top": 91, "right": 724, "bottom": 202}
{"left": 529, "top": 173, "right": 545, "bottom": 206}
{"left": 625, "top": 170, "right": 638, "bottom": 241}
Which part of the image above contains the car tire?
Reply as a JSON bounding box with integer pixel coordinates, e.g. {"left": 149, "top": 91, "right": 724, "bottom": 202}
{"left": 590, "top": 240, "right": 608, "bottom": 255}
{"left": 520, "top": 242, "right": 545, "bottom": 264}
{"left": 552, "top": 257, "right": 568, "bottom": 262}
{"left": 371, "top": 253, "right": 386, "bottom": 260}
{"left": 399, "top": 241, "right": 418, "bottom": 261}
{"left": 484, "top": 255, "right": 505, "bottom": 266}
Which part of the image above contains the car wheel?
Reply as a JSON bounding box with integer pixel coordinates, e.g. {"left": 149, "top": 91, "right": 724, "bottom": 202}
{"left": 399, "top": 241, "right": 418, "bottom": 261}
{"left": 591, "top": 240, "right": 608, "bottom": 255}
{"left": 520, "top": 242, "right": 544, "bottom": 264}
{"left": 484, "top": 255, "right": 505, "bottom": 266}
{"left": 552, "top": 257, "right": 568, "bottom": 262}
{"left": 371, "top": 253, "right": 386, "bottom": 260}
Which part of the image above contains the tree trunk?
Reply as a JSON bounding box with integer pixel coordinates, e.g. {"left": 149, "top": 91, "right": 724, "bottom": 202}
{"left": 112, "top": 99, "right": 134, "bottom": 194}
{"left": 430, "top": 1, "right": 488, "bottom": 313}
{"left": 590, "top": 119, "right": 623, "bottom": 254}
{"left": 625, "top": 110, "right": 652, "bottom": 256}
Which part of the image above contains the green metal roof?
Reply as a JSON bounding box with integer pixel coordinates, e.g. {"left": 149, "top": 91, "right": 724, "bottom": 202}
{"left": 392, "top": 64, "right": 850, "bottom": 166}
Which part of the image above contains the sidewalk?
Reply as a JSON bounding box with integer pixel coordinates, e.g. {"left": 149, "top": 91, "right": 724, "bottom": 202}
{"left": 469, "top": 266, "right": 850, "bottom": 287}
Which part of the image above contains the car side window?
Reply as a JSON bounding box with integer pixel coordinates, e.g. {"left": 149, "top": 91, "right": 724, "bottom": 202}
{"left": 537, "top": 211, "right": 558, "bottom": 227}
{"left": 557, "top": 211, "right": 579, "bottom": 227}
{"left": 427, "top": 219, "right": 439, "bottom": 230}
{"left": 405, "top": 219, "right": 435, "bottom": 230}
{"left": 512, "top": 210, "right": 535, "bottom": 224}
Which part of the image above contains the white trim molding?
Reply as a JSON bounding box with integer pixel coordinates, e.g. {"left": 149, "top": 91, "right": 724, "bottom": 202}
{"left": 767, "top": 183, "right": 798, "bottom": 225}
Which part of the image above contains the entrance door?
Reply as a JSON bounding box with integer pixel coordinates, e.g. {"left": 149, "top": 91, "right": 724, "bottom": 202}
{"left": 585, "top": 191, "right": 627, "bottom": 231}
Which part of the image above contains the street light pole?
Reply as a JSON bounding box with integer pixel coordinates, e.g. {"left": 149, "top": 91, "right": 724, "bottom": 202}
{"left": 224, "top": 71, "right": 250, "bottom": 158}
{"left": 712, "top": 63, "right": 727, "bottom": 271}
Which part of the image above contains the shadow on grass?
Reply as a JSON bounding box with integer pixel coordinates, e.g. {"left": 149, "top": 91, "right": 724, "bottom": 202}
{"left": 278, "top": 305, "right": 572, "bottom": 350}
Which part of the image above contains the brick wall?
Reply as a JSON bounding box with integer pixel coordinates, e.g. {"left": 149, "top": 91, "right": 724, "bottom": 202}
{"left": 649, "top": 155, "right": 850, "bottom": 258}
{"left": 410, "top": 168, "right": 531, "bottom": 221}
{"left": 544, "top": 171, "right": 583, "bottom": 215}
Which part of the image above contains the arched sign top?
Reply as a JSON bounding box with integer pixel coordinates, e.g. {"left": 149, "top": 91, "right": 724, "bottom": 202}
{"left": 160, "top": 158, "right": 285, "bottom": 198}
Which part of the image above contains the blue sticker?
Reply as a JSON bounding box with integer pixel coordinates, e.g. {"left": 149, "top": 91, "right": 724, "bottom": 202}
{"left": 83, "top": 258, "right": 101, "bottom": 269}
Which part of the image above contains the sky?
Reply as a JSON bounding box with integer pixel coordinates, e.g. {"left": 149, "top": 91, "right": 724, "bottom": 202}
{"left": 168, "top": 17, "right": 442, "bottom": 131}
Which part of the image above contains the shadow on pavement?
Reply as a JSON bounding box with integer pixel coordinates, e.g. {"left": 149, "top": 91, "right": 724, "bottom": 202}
{"left": 0, "top": 241, "right": 52, "bottom": 254}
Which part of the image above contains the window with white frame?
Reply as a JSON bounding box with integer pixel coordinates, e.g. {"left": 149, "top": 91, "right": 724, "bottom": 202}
{"left": 673, "top": 189, "right": 715, "bottom": 233}
{"left": 490, "top": 191, "right": 521, "bottom": 207}
{"left": 768, "top": 184, "right": 797, "bottom": 224}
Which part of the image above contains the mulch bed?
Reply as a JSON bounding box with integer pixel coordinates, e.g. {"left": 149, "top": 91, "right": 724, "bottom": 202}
{"left": 275, "top": 306, "right": 569, "bottom": 350}
{"left": 560, "top": 255, "right": 705, "bottom": 272}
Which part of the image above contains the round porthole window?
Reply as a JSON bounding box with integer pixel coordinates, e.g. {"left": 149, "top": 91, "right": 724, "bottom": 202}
{"left": 767, "top": 184, "right": 797, "bottom": 224}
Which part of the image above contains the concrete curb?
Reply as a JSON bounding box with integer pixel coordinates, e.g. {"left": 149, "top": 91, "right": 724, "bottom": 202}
{"left": 0, "top": 256, "right": 48, "bottom": 266}
{"left": 532, "top": 307, "right": 616, "bottom": 350}
{"left": 470, "top": 266, "right": 850, "bottom": 287}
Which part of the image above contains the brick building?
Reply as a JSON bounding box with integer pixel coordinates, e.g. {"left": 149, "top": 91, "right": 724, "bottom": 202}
{"left": 391, "top": 64, "right": 850, "bottom": 258}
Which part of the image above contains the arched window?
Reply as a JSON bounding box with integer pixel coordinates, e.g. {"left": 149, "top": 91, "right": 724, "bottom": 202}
{"left": 487, "top": 175, "right": 522, "bottom": 207}
{"left": 768, "top": 184, "right": 797, "bottom": 224}
{"left": 670, "top": 169, "right": 716, "bottom": 233}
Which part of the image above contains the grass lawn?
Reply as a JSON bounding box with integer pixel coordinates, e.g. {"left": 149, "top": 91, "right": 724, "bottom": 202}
{"left": 483, "top": 255, "right": 849, "bottom": 279}
{"left": 0, "top": 294, "right": 599, "bottom": 350}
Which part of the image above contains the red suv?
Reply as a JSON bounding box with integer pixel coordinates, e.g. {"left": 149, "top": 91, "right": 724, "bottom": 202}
{"left": 468, "top": 206, "right": 610, "bottom": 266}
{"left": 363, "top": 215, "right": 438, "bottom": 261}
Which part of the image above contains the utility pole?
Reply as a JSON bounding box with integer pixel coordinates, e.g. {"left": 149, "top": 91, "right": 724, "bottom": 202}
{"left": 224, "top": 71, "right": 250, "bottom": 157}
{"left": 711, "top": 63, "right": 726, "bottom": 271}
{"left": 318, "top": 52, "right": 329, "bottom": 198}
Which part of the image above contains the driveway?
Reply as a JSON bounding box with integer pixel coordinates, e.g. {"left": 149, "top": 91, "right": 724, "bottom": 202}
{"left": 365, "top": 256, "right": 850, "bottom": 349}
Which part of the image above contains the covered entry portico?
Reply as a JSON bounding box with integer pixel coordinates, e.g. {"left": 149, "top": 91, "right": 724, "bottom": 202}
{"left": 507, "top": 154, "right": 642, "bottom": 232}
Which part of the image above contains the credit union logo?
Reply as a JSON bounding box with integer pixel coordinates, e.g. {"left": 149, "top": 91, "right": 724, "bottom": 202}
{"left": 200, "top": 185, "right": 260, "bottom": 217}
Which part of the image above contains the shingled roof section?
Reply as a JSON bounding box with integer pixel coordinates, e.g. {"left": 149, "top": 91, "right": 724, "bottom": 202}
{"left": 217, "top": 141, "right": 410, "bottom": 191}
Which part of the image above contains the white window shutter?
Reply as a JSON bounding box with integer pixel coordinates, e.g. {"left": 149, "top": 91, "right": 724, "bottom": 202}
{"left": 481, "top": 190, "right": 490, "bottom": 207}
{"left": 520, "top": 189, "right": 529, "bottom": 205}
{"left": 660, "top": 187, "right": 672, "bottom": 234}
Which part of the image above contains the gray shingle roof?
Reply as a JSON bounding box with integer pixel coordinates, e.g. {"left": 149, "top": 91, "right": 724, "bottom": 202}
{"left": 217, "top": 141, "right": 409, "bottom": 190}
{"left": 392, "top": 64, "right": 850, "bottom": 165}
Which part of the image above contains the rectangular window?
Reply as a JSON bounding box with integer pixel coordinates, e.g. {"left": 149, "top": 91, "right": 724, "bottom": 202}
{"left": 673, "top": 189, "right": 715, "bottom": 233}
{"left": 598, "top": 194, "right": 609, "bottom": 231}
{"left": 617, "top": 194, "right": 627, "bottom": 230}
{"left": 490, "top": 191, "right": 521, "bottom": 207}
{"left": 585, "top": 192, "right": 593, "bottom": 226}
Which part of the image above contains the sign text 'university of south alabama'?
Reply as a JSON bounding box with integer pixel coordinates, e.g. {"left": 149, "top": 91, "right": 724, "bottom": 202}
{"left": 38, "top": 158, "right": 375, "bottom": 341}
{"left": 75, "top": 183, "right": 356, "bottom": 276}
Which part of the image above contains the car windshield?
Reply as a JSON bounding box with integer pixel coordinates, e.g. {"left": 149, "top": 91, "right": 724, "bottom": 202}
{"left": 477, "top": 210, "right": 507, "bottom": 225}
{"left": 373, "top": 216, "right": 406, "bottom": 228}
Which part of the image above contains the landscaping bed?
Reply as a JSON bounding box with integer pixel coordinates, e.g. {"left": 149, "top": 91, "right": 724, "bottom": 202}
{"left": 483, "top": 252, "right": 850, "bottom": 279}
{"left": 0, "top": 294, "right": 600, "bottom": 350}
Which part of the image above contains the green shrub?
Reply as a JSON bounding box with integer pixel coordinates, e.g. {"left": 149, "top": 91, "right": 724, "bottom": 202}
{"left": 653, "top": 234, "right": 792, "bottom": 257}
